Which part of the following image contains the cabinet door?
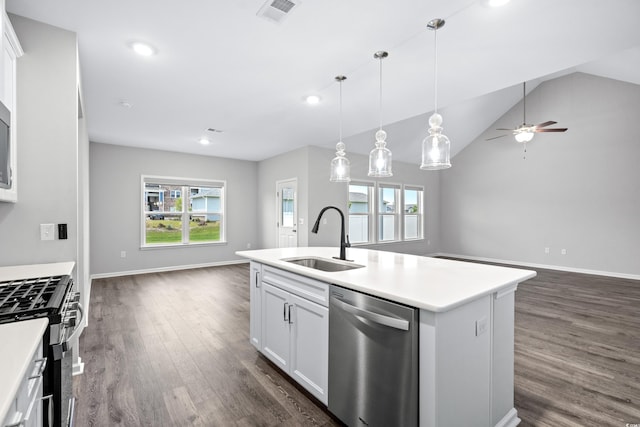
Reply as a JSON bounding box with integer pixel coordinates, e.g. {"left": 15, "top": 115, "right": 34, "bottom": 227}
{"left": 249, "top": 262, "right": 262, "bottom": 350}
{"left": 261, "top": 283, "right": 291, "bottom": 372}
{"left": 289, "top": 293, "right": 329, "bottom": 404}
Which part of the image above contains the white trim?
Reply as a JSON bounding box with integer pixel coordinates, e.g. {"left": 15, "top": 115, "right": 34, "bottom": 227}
{"left": 495, "top": 284, "right": 518, "bottom": 299}
{"left": 433, "top": 253, "right": 640, "bottom": 281}
{"left": 4, "top": 13, "right": 24, "bottom": 57}
{"left": 90, "top": 259, "right": 248, "bottom": 280}
{"left": 494, "top": 408, "right": 521, "bottom": 427}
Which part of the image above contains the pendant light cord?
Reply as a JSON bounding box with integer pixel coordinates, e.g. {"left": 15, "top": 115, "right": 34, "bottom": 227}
{"left": 433, "top": 28, "right": 438, "bottom": 114}
{"left": 379, "top": 55, "right": 383, "bottom": 130}
{"left": 339, "top": 79, "right": 343, "bottom": 142}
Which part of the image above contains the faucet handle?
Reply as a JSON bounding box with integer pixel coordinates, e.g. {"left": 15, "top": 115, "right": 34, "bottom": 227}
{"left": 345, "top": 235, "right": 351, "bottom": 248}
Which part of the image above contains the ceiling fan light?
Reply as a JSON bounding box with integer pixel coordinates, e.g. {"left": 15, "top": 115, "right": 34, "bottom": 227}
{"left": 515, "top": 131, "right": 534, "bottom": 143}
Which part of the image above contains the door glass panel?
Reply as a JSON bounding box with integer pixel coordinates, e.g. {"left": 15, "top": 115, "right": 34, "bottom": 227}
{"left": 281, "top": 187, "right": 295, "bottom": 227}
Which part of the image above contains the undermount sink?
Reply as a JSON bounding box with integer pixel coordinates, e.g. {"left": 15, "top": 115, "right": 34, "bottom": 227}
{"left": 283, "top": 257, "right": 365, "bottom": 272}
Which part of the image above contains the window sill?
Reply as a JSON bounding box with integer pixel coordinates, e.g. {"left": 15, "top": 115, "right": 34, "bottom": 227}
{"left": 352, "top": 238, "right": 425, "bottom": 247}
{"left": 140, "top": 241, "right": 228, "bottom": 250}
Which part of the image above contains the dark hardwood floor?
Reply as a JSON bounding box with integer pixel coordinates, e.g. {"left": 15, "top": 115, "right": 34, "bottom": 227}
{"left": 74, "top": 262, "right": 640, "bottom": 426}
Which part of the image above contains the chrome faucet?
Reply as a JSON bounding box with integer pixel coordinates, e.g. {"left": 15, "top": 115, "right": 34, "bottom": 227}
{"left": 311, "top": 206, "right": 351, "bottom": 261}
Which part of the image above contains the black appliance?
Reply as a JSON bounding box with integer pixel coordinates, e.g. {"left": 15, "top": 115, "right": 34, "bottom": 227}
{"left": 0, "top": 275, "right": 82, "bottom": 427}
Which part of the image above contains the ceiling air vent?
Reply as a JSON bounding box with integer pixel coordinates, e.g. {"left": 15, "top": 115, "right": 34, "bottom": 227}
{"left": 257, "top": 0, "right": 301, "bottom": 24}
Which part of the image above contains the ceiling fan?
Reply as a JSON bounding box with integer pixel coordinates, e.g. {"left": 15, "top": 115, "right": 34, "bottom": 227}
{"left": 487, "top": 82, "right": 567, "bottom": 143}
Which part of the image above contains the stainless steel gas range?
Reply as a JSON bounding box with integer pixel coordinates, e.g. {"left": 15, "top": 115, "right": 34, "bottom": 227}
{"left": 0, "top": 274, "right": 82, "bottom": 427}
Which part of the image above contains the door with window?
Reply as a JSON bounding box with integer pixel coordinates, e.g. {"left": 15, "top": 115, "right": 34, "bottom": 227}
{"left": 277, "top": 179, "right": 298, "bottom": 248}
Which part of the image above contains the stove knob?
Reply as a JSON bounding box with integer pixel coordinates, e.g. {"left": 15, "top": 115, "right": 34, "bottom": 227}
{"left": 64, "top": 312, "right": 77, "bottom": 327}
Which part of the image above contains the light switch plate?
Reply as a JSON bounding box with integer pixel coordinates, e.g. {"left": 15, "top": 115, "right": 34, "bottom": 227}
{"left": 40, "top": 223, "right": 55, "bottom": 241}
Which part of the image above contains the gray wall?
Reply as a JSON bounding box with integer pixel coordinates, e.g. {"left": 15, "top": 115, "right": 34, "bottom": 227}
{"left": 0, "top": 15, "right": 79, "bottom": 266}
{"left": 440, "top": 73, "right": 640, "bottom": 276}
{"left": 257, "top": 146, "right": 310, "bottom": 248}
{"left": 258, "top": 144, "right": 440, "bottom": 256}
{"left": 89, "top": 143, "right": 258, "bottom": 276}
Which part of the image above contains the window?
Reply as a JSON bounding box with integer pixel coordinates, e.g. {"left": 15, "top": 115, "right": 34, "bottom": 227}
{"left": 403, "top": 186, "right": 423, "bottom": 240}
{"left": 378, "top": 184, "right": 400, "bottom": 242}
{"left": 348, "top": 182, "right": 424, "bottom": 244}
{"left": 142, "top": 176, "right": 225, "bottom": 247}
{"left": 348, "top": 182, "right": 374, "bottom": 244}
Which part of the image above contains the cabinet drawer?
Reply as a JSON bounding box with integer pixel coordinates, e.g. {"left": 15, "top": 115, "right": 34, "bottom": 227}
{"left": 262, "top": 265, "right": 329, "bottom": 307}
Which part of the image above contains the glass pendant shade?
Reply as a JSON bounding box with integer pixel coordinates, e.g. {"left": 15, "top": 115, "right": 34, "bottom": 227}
{"left": 420, "top": 113, "right": 451, "bottom": 170}
{"left": 368, "top": 130, "right": 393, "bottom": 177}
{"left": 329, "top": 75, "right": 350, "bottom": 182}
{"left": 330, "top": 142, "right": 351, "bottom": 182}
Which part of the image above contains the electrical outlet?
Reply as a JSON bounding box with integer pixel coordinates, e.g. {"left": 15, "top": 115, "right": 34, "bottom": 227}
{"left": 120, "top": 251, "right": 126, "bottom": 258}
{"left": 561, "top": 248, "right": 567, "bottom": 255}
{"left": 246, "top": 243, "right": 251, "bottom": 249}
{"left": 476, "top": 317, "right": 488, "bottom": 336}
{"left": 40, "top": 224, "right": 55, "bottom": 241}
{"left": 323, "top": 218, "right": 327, "bottom": 225}
{"left": 299, "top": 218, "right": 304, "bottom": 225}
{"left": 544, "top": 247, "right": 550, "bottom": 254}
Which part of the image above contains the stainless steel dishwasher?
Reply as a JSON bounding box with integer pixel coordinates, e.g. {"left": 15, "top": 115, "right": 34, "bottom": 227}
{"left": 328, "top": 284, "right": 419, "bottom": 427}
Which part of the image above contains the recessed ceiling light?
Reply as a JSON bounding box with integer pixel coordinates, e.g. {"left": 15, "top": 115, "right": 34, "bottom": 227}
{"left": 483, "top": 0, "right": 510, "bottom": 7}
{"left": 198, "top": 137, "right": 211, "bottom": 146}
{"left": 305, "top": 95, "right": 321, "bottom": 105}
{"left": 131, "top": 42, "right": 156, "bottom": 56}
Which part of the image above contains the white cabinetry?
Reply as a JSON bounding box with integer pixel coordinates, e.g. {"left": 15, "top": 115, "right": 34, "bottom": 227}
{"left": 259, "top": 265, "right": 329, "bottom": 405}
{"left": 249, "top": 261, "right": 262, "bottom": 350}
{"left": 0, "top": 12, "right": 22, "bottom": 203}
{"left": 0, "top": 319, "right": 48, "bottom": 427}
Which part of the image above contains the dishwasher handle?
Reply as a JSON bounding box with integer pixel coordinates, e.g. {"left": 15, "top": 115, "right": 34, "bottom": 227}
{"left": 332, "top": 297, "right": 410, "bottom": 331}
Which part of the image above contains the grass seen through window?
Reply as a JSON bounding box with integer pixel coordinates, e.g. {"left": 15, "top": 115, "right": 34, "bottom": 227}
{"left": 145, "top": 219, "right": 220, "bottom": 244}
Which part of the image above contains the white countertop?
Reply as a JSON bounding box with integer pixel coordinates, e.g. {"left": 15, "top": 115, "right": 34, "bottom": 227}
{"left": 0, "top": 318, "right": 49, "bottom": 423}
{"left": 0, "top": 261, "right": 75, "bottom": 282}
{"left": 236, "top": 247, "right": 536, "bottom": 312}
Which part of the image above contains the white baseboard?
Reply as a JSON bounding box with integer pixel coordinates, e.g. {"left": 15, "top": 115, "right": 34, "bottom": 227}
{"left": 90, "top": 259, "right": 248, "bottom": 280}
{"left": 494, "top": 408, "right": 521, "bottom": 427}
{"left": 73, "top": 356, "right": 84, "bottom": 376}
{"left": 433, "top": 253, "right": 640, "bottom": 281}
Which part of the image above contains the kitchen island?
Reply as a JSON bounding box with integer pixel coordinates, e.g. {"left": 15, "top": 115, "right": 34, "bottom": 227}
{"left": 237, "top": 247, "right": 536, "bottom": 427}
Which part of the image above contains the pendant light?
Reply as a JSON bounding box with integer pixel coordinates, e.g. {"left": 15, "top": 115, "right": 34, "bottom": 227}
{"left": 368, "top": 51, "right": 392, "bottom": 177}
{"left": 420, "top": 19, "right": 451, "bottom": 170}
{"left": 330, "top": 75, "right": 351, "bottom": 182}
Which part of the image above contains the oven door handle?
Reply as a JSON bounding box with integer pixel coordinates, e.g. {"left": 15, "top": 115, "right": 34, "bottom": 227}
{"left": 65, "top": 302, "right": 85, "bottom": 344}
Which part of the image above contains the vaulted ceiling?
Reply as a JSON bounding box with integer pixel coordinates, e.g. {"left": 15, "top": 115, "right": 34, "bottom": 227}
{"left": 7, "top": 0, "right": 640, "bottom": 164}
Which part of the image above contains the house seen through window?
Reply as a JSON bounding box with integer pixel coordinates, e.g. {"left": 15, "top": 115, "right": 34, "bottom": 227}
{"left": 142, "top": 176, "right": 225, "bottom": 246}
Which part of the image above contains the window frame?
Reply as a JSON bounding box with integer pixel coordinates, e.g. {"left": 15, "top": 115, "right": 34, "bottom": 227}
{"left": 377, "top": 183, "right": 402, "bottom": 243}
{"left": 141, "top": 175, "right": 227, "bottom": 248}
{"left": 348, "top": 181, "right": 425, "bottom": 245}
{"left": 348, "top": 181, "right": 375, "bottom": 245}
{"left": 402, "top": 185, "right": 424, "bottom": 241}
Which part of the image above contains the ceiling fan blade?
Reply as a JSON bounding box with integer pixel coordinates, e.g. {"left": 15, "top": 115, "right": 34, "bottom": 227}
{"left": 486, "top": 134, "right": 508, "bottom": 141}
{"left": 535, "top": 121, "right": 557, "bottom": 128}
{"left": 495, "top": 128, "right": 515, "bottom": 131}
{"left": 535, "top": 128, "right": 567, "bottom": 133}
